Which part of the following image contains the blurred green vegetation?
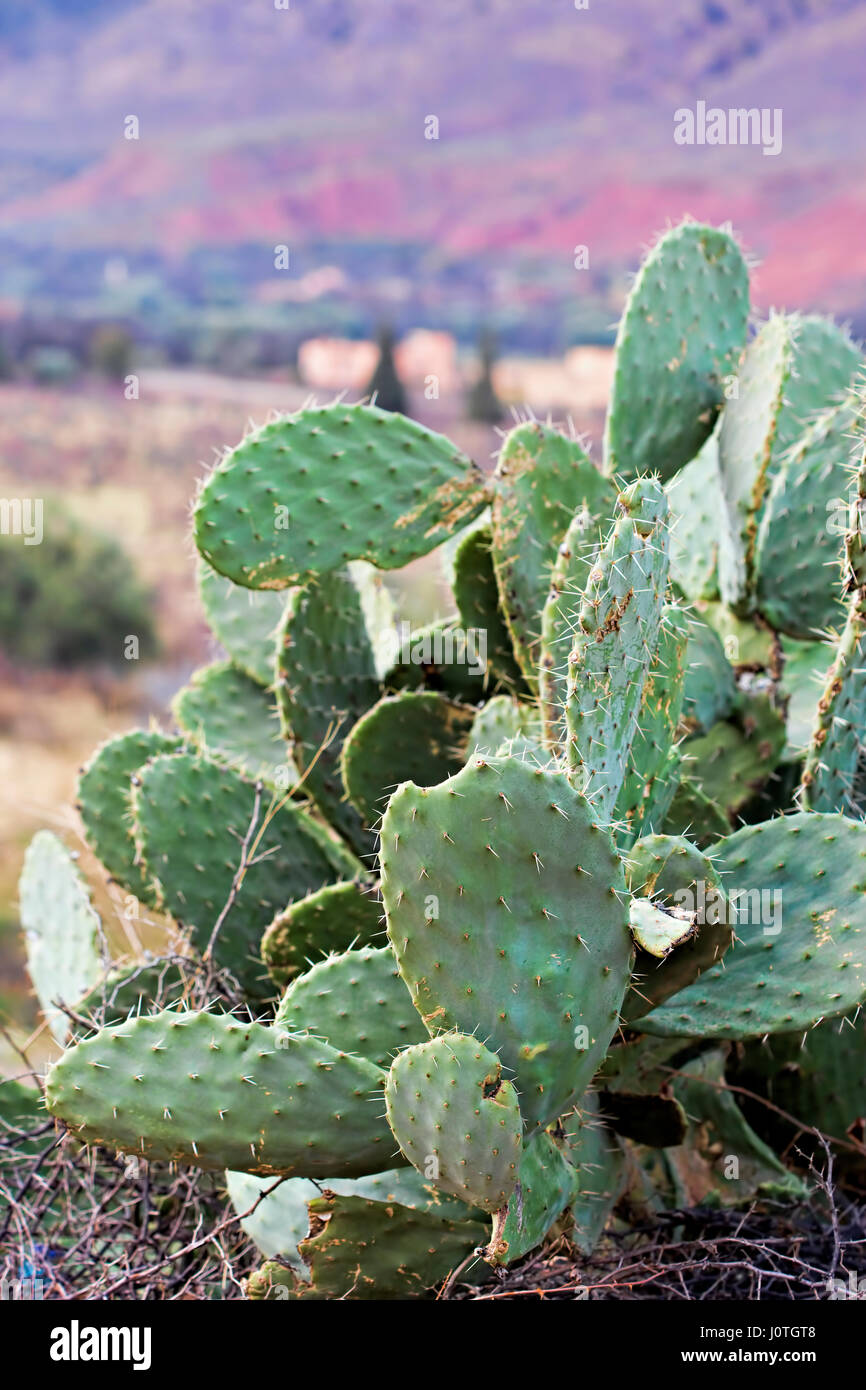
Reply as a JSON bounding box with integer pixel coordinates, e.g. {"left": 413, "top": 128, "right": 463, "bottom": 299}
{"left": 0, "top": 507, "right": 157, "bottom": 668}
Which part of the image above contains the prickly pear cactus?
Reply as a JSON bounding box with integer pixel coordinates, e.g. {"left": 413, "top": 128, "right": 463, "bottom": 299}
{"left": 26, "top": 221, "right": 866, "bottom": 1302}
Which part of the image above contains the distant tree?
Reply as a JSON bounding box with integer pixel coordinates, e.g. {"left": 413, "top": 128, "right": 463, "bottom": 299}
{"left": 365, "top": 325, "right": 407, "bottom": 415}
{"left": 89, "top": 325, "right": 134, "bottom": 380}
{"left": 466, "top": 329, "right": 504, "bottom": 424}
{"left": 0, "top": 339, "right": 14, "bottom": 382}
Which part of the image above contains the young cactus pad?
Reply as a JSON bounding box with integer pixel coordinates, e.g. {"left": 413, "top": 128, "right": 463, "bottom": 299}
{"left": 384, "top": 1033, "right": 523, "bottom": 1215}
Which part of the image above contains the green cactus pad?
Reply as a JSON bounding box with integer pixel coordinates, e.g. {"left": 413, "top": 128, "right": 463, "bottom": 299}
{"left": 19, "top": 831, "right": 104, "bottom": 1044}
{"left": 0, "top": 1076, "right": 43, "bottom": 1140}
{"left": 381, "top": 756, "right": 632, "bottom": 1128}
{"left": 754, "top": 398, "right": 857, "bottom": 639}
{"left": 623, "top": 833, "right": 732, "bottom": 1022}
{"left": 613, "top": 602, "right": 689, "bottom": 846}
{"left": 666, "top": 434, "right": 723, "bottom": 601}
{"left": 273, "top": 945, "right": 426, "bottom": 1068}
{"left": 197, "top": 558, "right": 291, "bottom": 687}
{"left": 276, "top": 566, "right": 380, "bottom": 854}
{"left": 226, "top": 1161, "right": 475, "bottom": 1270}
{"left": 678, "top": 691, "right": 786, "bottom": 820}
{"left": 539, "top": 499, "right": 616, "bottom": 755}
{"left": 800, "top": 588, "right": 866, "bottom": 813}
{"left": 341, "top": 692, "right": 475, "bottom": 827}
{"left": 172, "top": 661, "right": 293, "bottom": 785}
{"left": 45, "top": 1009, "right": 393, "bottom": 1177}
{"left": 718, "top": 315, "right": 859, "bottom": 609}
{"left": 642, "top": 812, "right": 866, "bottom": 1038}
{"left": 194, "top": 403, "right": 487, "bottom": 589}
{"left": 662, "top": 777, "right": 731, "bottom": 847}
{"left": 261, "top": 880, "right": 383, "bottom": 989}
{"left": 716, "top": 314, "right": 798, "bottom": 605}
{"left": 77, "top": 728, "right": 181, "bottom": 904}
{"left": 384, "top": 1033, "right": 523, "bottom": 1215}
{"left": 496, "top": 1131, "right": 578, "bottom": 1266}
{"left": 451, "top": 525, "right": 524, "bottom": 692}
{"left": 491, "top": 422, "right": 615, "bottom": 689}
{"left": 603, "top": 221, "right": 749, "bottom": 483}
{"left": 565, "top": 478, "right": 670, "bottom": 819}
{"left": 249, "top": 1191, "right": 485, "bottom": 1300}
{"left": 682, "top": 618, "right": 737, "bottom": 733}
{"left": 133, "top": 752, "right": 359, "bottom": 995}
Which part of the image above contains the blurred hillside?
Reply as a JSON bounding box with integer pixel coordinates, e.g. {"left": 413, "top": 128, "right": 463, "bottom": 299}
{"left": 1, "top": 0, "right": 866, "bottom": 353}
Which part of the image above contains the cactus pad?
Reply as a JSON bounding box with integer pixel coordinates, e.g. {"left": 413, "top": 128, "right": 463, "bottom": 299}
{"left": 678, "top": 692, "right": 786, "bottom": 821}
{"left": 172, "top": 661, "right": 292, "bottom": 784}
{"left": 491, "top": 422, "right": 615, "bottom": 689}
{"left": 451, "top": 525, "right": 524, "bottom": 692}
{"left": 565, "top": 478, "right": 670, "bottom": 819}
{"left": 19, "top": 831, "right": 103, "bottom": 1044}
{"left": 274, "top": 945, "right": 427, "bottom": 1067}
{"left": 341, "top": 692, "right": 476, "bottom": 827}
{"left": 276, "top": 566, "right": 380, "bottom": 853}
{"left": 77, "top": 728, "right": 181, "bottom": 904}
{"left": 603, "top": 221, "right": 749, "bottom": 483}
{"left": 800, "top": 588, "right": 866, "bottom": 813}
{"left": 384, "top": 1033, "right": 523, "bottom": 1215}
{"left": 46, "top": 1009, "right": 393, "bottom": 1178}
{"left": 250, "top": 1191, "right": 485, "bottom": 1300}
{"left": 682, "top": 618, "right": 737, "bottom": 733}
{"left": 261, "top": 879, "right": 382, "bottom": 989}
{"left": 666, "top": 434, "right": 724, "bottom": 600}
{"left": 496, "top": 1131, "right": 578, "bottom": 1266}
{"left": 754, "top": 399, "right": 857, "bottom": 639}
{"left": 623, "top": 833, "right": 732, "bottom": 1021}
{"left": 381, "top": 756, "right": 632, "bottom": 1128}
{"left": 642, "top": 812, "right": 866, "bottom": 1038}
{"left": 194, "top": 403, "right": 487, "bottom": 589}
{"left": 132, "top": 752, "right": 358, "bottom": 995}
{"left": 612, "top": 602, "right": 689, "bottom": 846}
{"left": 197, "top": 558, "right": 290, "bottom": 686}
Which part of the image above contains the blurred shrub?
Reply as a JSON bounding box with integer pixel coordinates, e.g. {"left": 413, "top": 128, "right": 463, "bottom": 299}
{"left": 88, "top": 325, "right": 134, "bottom": 380}
{"left": 0, "top": 510, "right": 157, "bottom": 668}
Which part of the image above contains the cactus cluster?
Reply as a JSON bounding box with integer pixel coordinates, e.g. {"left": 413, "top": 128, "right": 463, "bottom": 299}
{"left": 15, "top": 218, "right": 866, "bottom": 1299}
